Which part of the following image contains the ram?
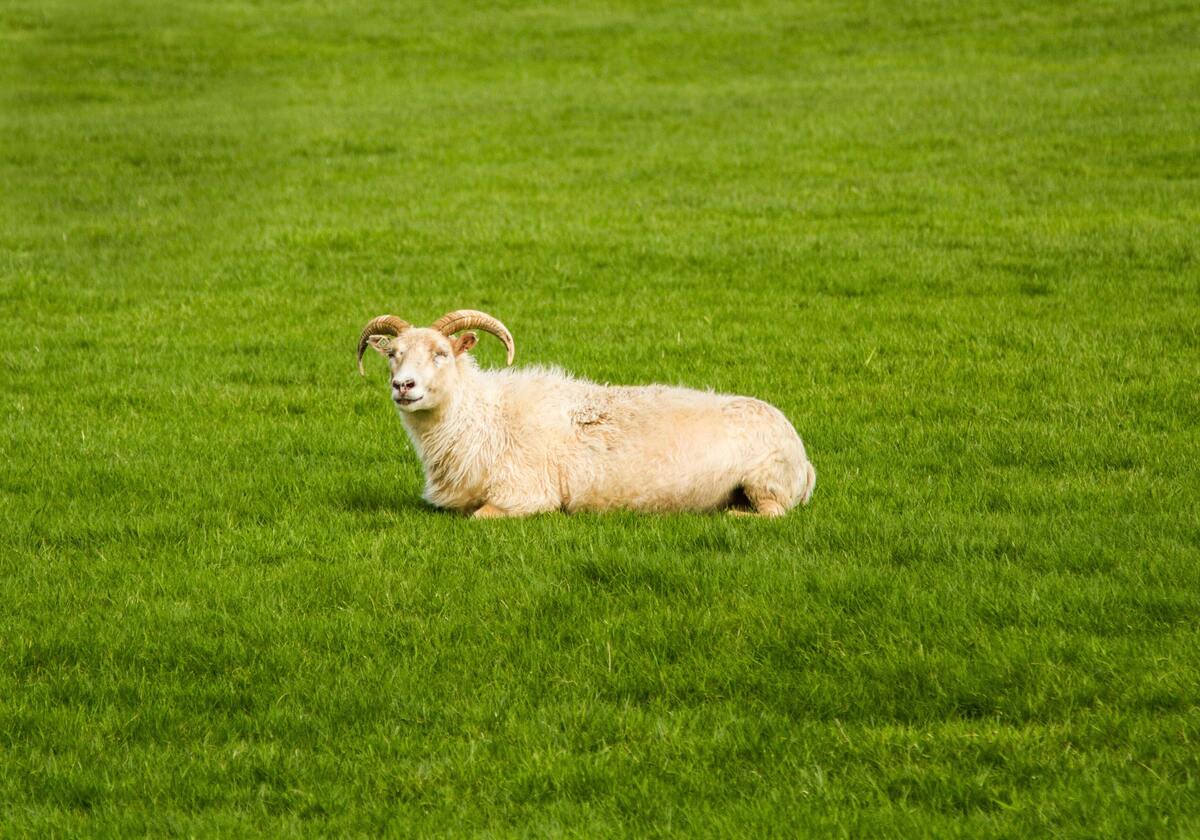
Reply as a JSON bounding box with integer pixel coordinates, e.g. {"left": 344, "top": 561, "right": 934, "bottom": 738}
{"left": 357, "top": 309, "right": 816, "bottom": 518}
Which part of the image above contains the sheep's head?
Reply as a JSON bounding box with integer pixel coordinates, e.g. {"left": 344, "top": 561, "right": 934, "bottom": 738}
{"left": 356, "top": 310, "right": 515, "bottom": 413}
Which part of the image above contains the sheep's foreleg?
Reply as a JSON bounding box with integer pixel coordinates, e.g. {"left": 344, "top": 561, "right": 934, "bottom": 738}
{"left": 473, "top": 503, "right": 513, "bottom": 519}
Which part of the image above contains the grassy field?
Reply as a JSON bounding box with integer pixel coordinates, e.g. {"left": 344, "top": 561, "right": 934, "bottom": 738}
{"left": 2, "top": 0, "right": 1199, "bottom": 835}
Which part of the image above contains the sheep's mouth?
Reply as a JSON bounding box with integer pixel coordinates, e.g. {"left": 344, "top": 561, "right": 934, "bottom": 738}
{"left": 394, "top": 395, "right": 423, "bottom": 407}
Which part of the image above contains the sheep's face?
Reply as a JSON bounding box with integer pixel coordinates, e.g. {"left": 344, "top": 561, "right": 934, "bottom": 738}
{"left": 366, "top": 328, "right": 477, "bottom": 414}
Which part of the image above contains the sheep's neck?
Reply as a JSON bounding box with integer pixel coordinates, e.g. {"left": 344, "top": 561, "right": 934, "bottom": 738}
{"left": 400, "top": 376, "right": 498, "bottom": 505}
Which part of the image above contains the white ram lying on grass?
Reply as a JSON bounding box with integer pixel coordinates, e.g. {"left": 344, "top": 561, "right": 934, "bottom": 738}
{"left": 357, "top": 309, "right": 815, "bottom": 518}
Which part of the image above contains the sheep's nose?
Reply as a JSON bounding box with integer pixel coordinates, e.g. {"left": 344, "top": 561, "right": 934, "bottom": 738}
{"left": 393, "top": 378, "right": 416, "bottom": 393}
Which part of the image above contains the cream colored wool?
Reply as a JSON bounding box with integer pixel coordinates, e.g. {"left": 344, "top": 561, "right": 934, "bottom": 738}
{"left": 359, "top": 312, "right": 815, "bottom": 518}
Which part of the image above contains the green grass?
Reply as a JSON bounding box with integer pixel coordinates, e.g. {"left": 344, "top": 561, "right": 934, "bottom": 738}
{"left": 2, "top": 0, "right": 1199, "bottom": 835}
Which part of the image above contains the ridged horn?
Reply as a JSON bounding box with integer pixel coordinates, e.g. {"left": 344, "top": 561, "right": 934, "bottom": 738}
{"left": 430, "top": 309, "right": 515, "bottom": 366}
{"left": 356, "top": 315, "right": 411, "bottom": 375}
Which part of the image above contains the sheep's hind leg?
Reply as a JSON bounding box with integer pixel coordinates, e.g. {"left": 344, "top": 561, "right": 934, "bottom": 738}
{"left": 752, "top": 499, "right": 787, "bottom": 517}
{"left": 733, "top": 451, "right": 804, "bottom": 518}
{"left": 728, "top": 499, "right": 787, "bottom": 518}
{"left": 732, "top": 481, "right": 791, "bottom": 518}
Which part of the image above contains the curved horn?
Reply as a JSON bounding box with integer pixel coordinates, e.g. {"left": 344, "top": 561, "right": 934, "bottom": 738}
{"left": 430, "top": 309, "right": 515, "bottom": 366}
{"left": 356, "top": 315, "right": 411, "bottom": 375}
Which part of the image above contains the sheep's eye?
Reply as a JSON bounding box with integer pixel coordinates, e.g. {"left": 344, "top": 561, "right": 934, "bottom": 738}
{"left": 434, "top": 351, "right": 449, "bottom": 361}
{"left": 387, "top": 351, "right": 396, "bottom": 359}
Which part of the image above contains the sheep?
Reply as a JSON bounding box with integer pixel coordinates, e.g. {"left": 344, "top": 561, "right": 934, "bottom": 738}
{"left": 357, "top": 309, "right": 816, "bottom": 518}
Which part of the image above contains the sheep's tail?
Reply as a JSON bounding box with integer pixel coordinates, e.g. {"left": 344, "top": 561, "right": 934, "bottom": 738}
{"left": 799, "top": 461, "right": 816, "bottom": 506}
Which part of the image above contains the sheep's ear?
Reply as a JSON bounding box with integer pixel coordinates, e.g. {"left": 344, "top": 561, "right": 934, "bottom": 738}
{"left": 453, "top": 332, "right": 478, "bottom": 355}
{"left": 366, "top": 335, "right": 394, "bottom": 355}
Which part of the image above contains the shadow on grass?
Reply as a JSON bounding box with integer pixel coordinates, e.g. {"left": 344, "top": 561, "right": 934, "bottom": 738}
{"left": 334, "top": 486, "right": 438, "bottom": 516}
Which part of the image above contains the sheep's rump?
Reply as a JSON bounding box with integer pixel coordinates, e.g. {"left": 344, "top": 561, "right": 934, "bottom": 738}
{"left": 503, "top": 376, "right": 812, "bottom": 513}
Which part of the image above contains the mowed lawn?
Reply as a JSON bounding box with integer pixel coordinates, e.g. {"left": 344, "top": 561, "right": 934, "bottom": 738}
{"left": 2, "top": 0, "right": 1198, "bottom": 835}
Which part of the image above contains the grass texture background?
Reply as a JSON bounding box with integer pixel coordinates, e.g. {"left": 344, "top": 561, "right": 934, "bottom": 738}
{"left": 1, "top": 0, "right": 1198, "bottom": 835}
